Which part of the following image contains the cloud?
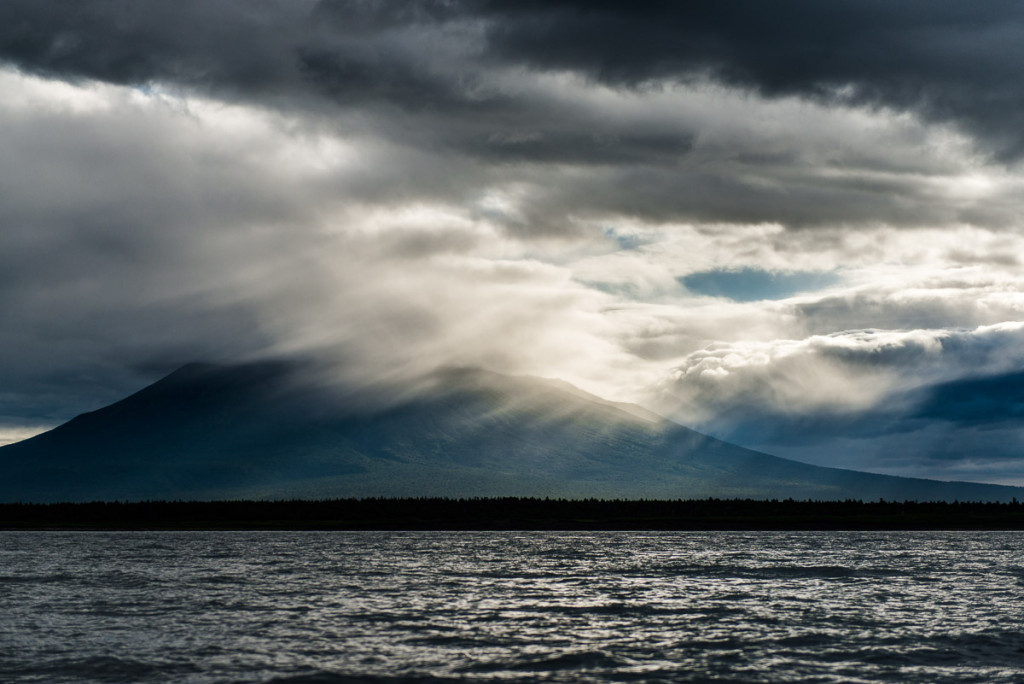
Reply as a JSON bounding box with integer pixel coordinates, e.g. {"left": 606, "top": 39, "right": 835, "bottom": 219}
{"left": 0, "top": 68, "right": 642, "bottom": 425}
{"left": 2, "top": 4, "right": 1024, "bottom": 484}
{"left": 654, "top": 323, "right": 1024, "bottom": 474}
{"left": 912, "top": 370, "right": 1024, "bottom": 426}
{"left": 8, "top": 0, "right": 1024, "bottom": 166}
{"left": 480, "top": 0, "right": 1024, "bottom": 159}
{"left": 0, "top": 427, "right": 48, "bottom": 448}
{"left": 2, "top": 1, "right": 1022, "bottom": 236}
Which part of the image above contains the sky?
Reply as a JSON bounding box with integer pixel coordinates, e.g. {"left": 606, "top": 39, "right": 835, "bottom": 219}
{"left": 3, "top": 1, "right": 1024, "bottom": 484}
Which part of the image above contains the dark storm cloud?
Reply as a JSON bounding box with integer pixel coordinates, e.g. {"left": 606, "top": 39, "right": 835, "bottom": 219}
{"left": 913, "top": 370, "right": 1024, "bottom": 426}
{"left": 0, "top": 0, "right": 302, "bottom": 93}
{"left": 0, "top": 6, "right": 692, "bottom": 187}
{"left": 3, "top": 0, "right": 1024, "bottom": 158}
{"left": 458, "top": 131, "right": 694, "bottom": 166}
{"left": 679, "top": 377, "right": 1024, "bottom": 468}
{"left": 697, "top": 366, "right": 1024, "bottom": 479}
{"left": 0, "top": 0, "right": 485, "bottom": 119}
{"left": 2, "top": 0, "right": 1020, "bottom": 240}
{"left": 480, "top": 0, "right": 1024, "bottom": 158}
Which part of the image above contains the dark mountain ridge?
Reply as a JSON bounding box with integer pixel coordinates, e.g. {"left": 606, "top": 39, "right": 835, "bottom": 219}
{"left": 2, "top": 362, "right": 1022, "bottom": 502}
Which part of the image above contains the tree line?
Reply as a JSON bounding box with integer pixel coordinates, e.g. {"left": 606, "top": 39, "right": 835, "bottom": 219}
{"left": 2, "top": 497, "right": 1023, "bottom": 530}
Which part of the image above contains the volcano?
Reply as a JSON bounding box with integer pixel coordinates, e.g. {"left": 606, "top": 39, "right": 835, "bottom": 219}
{"left": 2, "top": 361, "right": 1021, "bottom": 502}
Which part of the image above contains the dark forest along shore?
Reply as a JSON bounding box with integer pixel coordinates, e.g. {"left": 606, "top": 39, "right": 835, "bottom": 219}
{"left": 6, "top": 497, "right": 1024, "bottom": 529}
{"left": 2, "top": 531, "right": 1024, "bottom": 682}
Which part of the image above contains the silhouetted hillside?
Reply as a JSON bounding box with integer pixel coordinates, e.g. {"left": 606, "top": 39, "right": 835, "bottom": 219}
{"left": 1, "top": 362, "right": 1022, "bottom": 502}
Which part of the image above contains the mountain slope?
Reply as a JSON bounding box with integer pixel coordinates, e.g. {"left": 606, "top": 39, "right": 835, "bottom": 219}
{"left": 1, "top": 362, "right": 1021, "bottom": 502}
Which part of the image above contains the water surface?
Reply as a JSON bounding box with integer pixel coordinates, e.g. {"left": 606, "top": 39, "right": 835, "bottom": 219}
{"left": 2, "top": 531, "right": 1023, "bottom": 682}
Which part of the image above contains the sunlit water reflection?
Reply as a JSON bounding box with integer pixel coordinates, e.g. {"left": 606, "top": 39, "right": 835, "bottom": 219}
{"left": 2, "top": 531, "right": 1023, "bottom": 682}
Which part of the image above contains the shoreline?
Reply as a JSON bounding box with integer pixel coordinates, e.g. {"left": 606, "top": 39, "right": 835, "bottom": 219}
{"left": 3, "top": 497, "right": 1024, "bottom": 531}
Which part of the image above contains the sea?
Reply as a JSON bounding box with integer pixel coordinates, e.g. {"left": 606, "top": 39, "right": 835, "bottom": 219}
{"left": 2, "top": 531, "right": 1023, "bottom": 683}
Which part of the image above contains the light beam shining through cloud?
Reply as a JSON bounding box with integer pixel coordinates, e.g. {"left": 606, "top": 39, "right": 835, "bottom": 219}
{"left": 2, "top": 1, "right": 1024, "bottom": 483}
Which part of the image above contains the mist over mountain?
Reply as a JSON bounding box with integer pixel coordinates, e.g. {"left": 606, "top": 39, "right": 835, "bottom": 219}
{"left": 1, "top": 362, "right": 1021, "bottom": 503}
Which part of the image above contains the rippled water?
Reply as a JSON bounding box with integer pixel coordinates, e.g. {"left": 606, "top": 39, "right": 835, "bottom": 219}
{"left": 2, "top": 531, "right": 1024, "bottom": 683}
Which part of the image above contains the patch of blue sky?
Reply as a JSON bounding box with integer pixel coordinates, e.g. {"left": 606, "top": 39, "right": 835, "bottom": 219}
{"left": 679, "top": 267, "right": 840, "bottom": 302}
{"left": 603, "top": 227, "right": 647, "bottom": 250}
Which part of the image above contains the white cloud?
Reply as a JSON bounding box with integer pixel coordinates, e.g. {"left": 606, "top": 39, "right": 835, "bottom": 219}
{"left": 4, "top": 58, "right": 1024, "bottom": 482}
{"left": 662, "top": 322, "right": 1024, "bottom": 415}
{"left": 0, "top": 426, "right": 49, "bottom": 447}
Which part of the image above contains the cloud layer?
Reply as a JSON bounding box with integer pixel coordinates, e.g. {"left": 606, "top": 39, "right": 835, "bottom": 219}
{"left": 2, "top": 1, "right": 1024, "bottom": 483}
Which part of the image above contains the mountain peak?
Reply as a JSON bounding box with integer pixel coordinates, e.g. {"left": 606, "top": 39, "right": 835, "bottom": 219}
{"left": 2, "top": 361, "right": 1023, "bottom": 503}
